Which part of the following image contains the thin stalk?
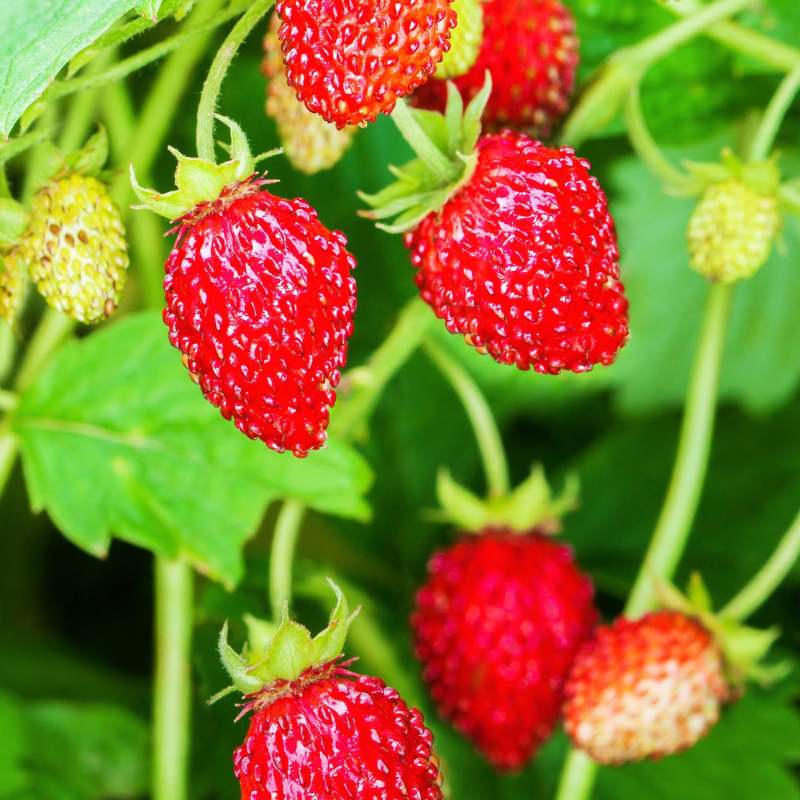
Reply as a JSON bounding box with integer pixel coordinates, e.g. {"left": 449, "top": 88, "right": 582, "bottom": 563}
{"left": 721, "top": 508, "right": 800, "bottom": 621}
{"left": 0, "top": 420, "right": 17, "bottom": 501}
{"left": 423, "top": 339, "right": 510, "bottom": 498}
{"left": 0, "top": 322, "right": 14, "bottom": 385}
{"left": 748, "top": 63, "right": 800, "bottom": 162}
{"left": 623, "top": 84, "right": 688, "bottom": 188}
{"left": 626, "top": 283, "right": 734, "bottom": 616}
{"left": 22, "top": 106, "right": 59, "bottom": 200}
{"left": 39, "top": 0, "right": 252, "bottom": 108}
{"left": 390, "top": 100, "right": 460, "bottom": 183}
{"left": 13, "top": 310, "right": 76, "bottom": 394}
{"left": 269, "top": 499, "right": 306, "bottom": 621}
{"left": 152, "top": 557, "right": 194, "bottom": 800}
{"left": 554, "top": 750, "right": 598, "bottom": 800}
{"left": 659, "top": 0, "right": 800, "bottom": 73}
{"left": 331, "top": 297, "right": 432, "bottom": 441}
{"left": 196, "top": 0, "right": 275, "bottom": 161}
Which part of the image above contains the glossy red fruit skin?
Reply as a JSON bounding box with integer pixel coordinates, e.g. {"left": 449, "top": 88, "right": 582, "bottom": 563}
{"left": 234, "top": 669, "right": 444, "bottom": 800}
{"left": 164, "top": 184, "right": 357, "bottom": 457}
{"left": 411, "top": 528, "right": 598, "bottom": 771}
{"left": 563, "top": 611, "right": 730, "bottom": 765}
{"left": 276, "top": 0, "right": 457, "bottom": 128}
{"left": 404, "top": 132, "right": 629, "bottom": 375}
{"left": 414, "top": 0, "right": 578, "bottom": 136}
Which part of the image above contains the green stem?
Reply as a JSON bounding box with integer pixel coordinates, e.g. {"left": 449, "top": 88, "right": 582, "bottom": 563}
{"left": 623, "top": 84, "right": 688, "bottom": 187}
{"left": 0, "top": 322, "right": 15, "bottom": 386}
{"left": 331, "top": 297, "right": 432, "bottom": 441}
{"left": 13, "top": 310, "right": 76, "bottom": 394}
{"left": 748, "top": 63, "right": 800, "bottom": 162}
{"left": 554, "top": 750, "right": 599, "bottom": 800}
{"left": 38, "top": 0, "right": 252, "bottom": 109}
{"left": 721, "top": 508, "right": 800, "bottom": 621}
{"left": 626, "top": 282, "right": 733, "bottom": 616}
{"left": 659, "top": 0, "right": 800, "bottom": 73}
{"left": 390, "top": 99, "right": 460, "bottom": 183}
{"left": 196, "top": 0, "right": 275, "bottom": 161}
{"left": 269, "top": 499, "right": 306, "bottom": 621}
{"left": 152, "top": 557, "right": 194, "bottom": 800}
{"left": 0, "top": 420, "right": 17, "bottom": 501}
{"left": 423, "top": 339, "right": 510, "bottom": 498}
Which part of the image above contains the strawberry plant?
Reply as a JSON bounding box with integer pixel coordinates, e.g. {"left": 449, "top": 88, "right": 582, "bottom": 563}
{"left": 1, "top": 1, "right": 800, "bottom": 800}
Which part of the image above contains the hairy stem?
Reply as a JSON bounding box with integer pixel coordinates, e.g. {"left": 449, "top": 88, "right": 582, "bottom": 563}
{"left": 423, "top": 340, "right": 510, "bottom": 498}
{"left": 196, "top": 0, "right": 275, "bottom": 161}
{"left": 331, "top": 297, "right": 432, "bottom": 441}
{"left": 748, "top": 63, "right": 800, "bottom": 162}
{"left": 269, "top": 499, "right": 307, "bottom": 620}
{"left": 721, "top": 508, "right": 800, "bottom": 621}
{"left": 152, "top": 557, "right": 194, "bottom": 800}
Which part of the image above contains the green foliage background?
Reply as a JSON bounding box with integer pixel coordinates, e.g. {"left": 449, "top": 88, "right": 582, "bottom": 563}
{"left": 0, "top": 1, "right": 799, "bottom": 799}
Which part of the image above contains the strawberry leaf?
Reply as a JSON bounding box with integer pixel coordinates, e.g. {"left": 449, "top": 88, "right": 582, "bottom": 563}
{"left": 13, "top": 311, "right": 373, "bottom": 587}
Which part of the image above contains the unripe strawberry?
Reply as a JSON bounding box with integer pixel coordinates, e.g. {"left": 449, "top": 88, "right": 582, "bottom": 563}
{"left": 563, "top": 611, "right": 730, "bottom": 765}
{"left": 262, "top": 15, "right": 356, "bottom": 174}
{"left": 435, "top": 0, "right": 483, "bottom": 79}
{"left": 0, "top": 249, "right": 27, "bottom": 325}
{"left": 23, "top": 174, "right": 129, "bottom": 323}
{"left": 687, "top": 180, "right": 780, "bottom": 284}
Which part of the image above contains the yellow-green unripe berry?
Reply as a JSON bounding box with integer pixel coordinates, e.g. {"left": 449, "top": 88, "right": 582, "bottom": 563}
{"left": 435, "top": 0, "right": 483, "bottom": 79}
{"left": 23, "top": 174, "right": 129, "bottom": 324}
{"left": 0, "top": 249, "right": 27, "bottom": 325}
{"left": 687, "top": 180, "right": 780, "bottom": 284}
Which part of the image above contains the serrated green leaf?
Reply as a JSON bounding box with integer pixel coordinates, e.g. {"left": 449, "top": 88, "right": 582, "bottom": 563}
{"left": 13, "top": 311, "right": 372, "bottom": 587}
{"left": 0, "top": 1, "right": 138, "bottom": 138}
{"left": 135, "top": 0, "right": 162, "bottom": 20}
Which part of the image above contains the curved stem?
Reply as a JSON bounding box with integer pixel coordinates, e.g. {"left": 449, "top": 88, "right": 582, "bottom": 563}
{"left": 423, "top": 339, "right": 510, "bottom": 498}
{"left": 748, "top": 63, "right": 800, "bottom": 162}
{"left": 13, "top": 310, "right": 76, "bottom": 394}
{"left": 269, "top": 499, "right": 306, "bottom": 621}
{"left": 623, "top": 84, "right": 688, "bottom": 187}
{"left": 390, "top": 100, "right": 459, "bottom": 183}
{"left": 721, "top": 508, "right": 800, "bottom": 621}
{"left": 625, "top": 282, "right": 733, "bottom": 616}
{"left": 196, "top": 0, "right": 275, "bottom": 161}
{"left": 554, "top": 750, "right": 599, "bottom": 800}
{"left": 152, "top": 557, "right": 194, "bottom": 800}
{"left": 331, "top": 297, "right": 432, "bottom": 441}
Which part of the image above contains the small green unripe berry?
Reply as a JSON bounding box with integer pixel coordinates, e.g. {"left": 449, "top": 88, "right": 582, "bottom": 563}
{"left": 23, "top": 174, "right": 129, "bottom": 324}
{"left": 687, "top": 180, "right": 780, "bottom": 284}
{"left": 435, "top": 0, "right": 483, "bottom": 79}
{"left": 0, "top": 249, "right": 27, "bottom": 326}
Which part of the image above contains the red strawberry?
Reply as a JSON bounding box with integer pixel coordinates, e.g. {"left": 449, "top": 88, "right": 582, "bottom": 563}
{"left": 563, "top": 611, "right": 730, "bottom": 765}
{"left": 411, "top": 469, "right": 597, "bottom": 771}
{"left": 215, "top": 582, "right": 444, "bottom": 800}
{"left": 404, "top": 132, "right": 628, "bottom": 374}
{"left": 276, "top": 0, "right": 457, "bottom": 128}
{"left": 235, "top": 668, "right": 444, "bottom": 800}
{"left": 132, "top": 118, "right": 356, "bottom": 457}
{"left": 413, "top": 0, "right": 579, "bottom": 136}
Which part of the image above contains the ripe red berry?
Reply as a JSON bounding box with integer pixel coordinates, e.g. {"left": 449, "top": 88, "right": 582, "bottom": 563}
{"left": 563, "top": 611, "right": 730, "bottom": 765}
{"left": 413, "top": 0, "right": 579, "bottom": 136}
{"left": 276, "top": 0, "right": 457, "bottom": 128}
{"left": 234, "top": 665, "right": 444, "bottom": 800}
{"left": 404, "top": 132, "right": 629, "bottom": 374}
{"left": 411, "top": 528, "right": 597, "bottom": 771}
{"left": 164, "top": 179, "right": 357, "bottom": 457}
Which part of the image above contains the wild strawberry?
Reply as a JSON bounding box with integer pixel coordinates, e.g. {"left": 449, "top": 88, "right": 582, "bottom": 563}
{"left": 435, "top": 0, "right": 483, "bottom": 79}
{"left": 216, "top": 582, "right": 444, "bottom": 800}
{"left": 563, "top": 611, "right": 730, "bottom": 765}
{"left": 262, "top": 14, "right": 357, "bottom": 174}
{"left": 0, "top": 249, "right": 27, "bottom": 326}
{"left": 414, "top": 0, "right": 578, "bottom": 136}
{"left": 22, "top": 174, "right": 129, "bottom": 324}
{"left": 405, "top": 132, "right": 628, "bottom": 374}
{"left": 411, "top": 469, "right": 597, "bottom": 771}
{"left": 132, "top": 118, "right": 356, "bottom": 457}
{"left": 276, "top": 0, "right": 457, "bottom": 128}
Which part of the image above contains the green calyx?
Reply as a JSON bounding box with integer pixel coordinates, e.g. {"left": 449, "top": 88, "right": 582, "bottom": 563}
{"left": 211, "top": 579, "right": 358, "bottom": 703}
{"left": 0, "top": 198, "right": 30, "bottom": 248}
{"left": 434, "top": 464, "right": 580, "bottom": 534}
{"left": 680, "top": 147, "right": 781, "bottom": 198}
{"left": 657, "top": 573, "right": 789, "bottom": 689}
{"left": 130, "top": 116, "right": 280, "bottom": 220}
{"left": 359, "top": 75, "right": 492, "bottom": 233}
